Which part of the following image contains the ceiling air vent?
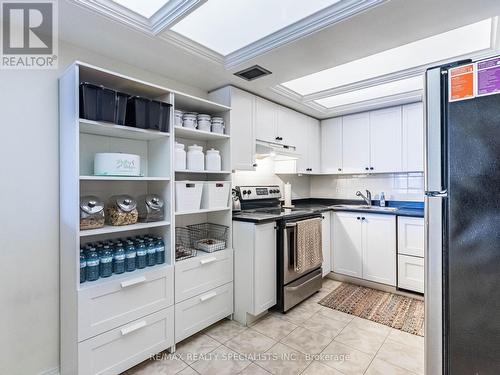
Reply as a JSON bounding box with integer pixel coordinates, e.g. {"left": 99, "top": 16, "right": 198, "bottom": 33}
{"left": 234, "top": 65, "right": 272, "bottom": 81}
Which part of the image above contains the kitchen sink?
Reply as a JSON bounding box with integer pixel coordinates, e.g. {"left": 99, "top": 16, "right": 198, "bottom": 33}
{"left": 330, "top": 204, "right": 398, "bottom": 212}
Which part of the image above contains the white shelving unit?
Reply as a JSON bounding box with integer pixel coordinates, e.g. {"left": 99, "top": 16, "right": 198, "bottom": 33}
{"left": 60, "top": 61, "right": 233, "bottom": 375}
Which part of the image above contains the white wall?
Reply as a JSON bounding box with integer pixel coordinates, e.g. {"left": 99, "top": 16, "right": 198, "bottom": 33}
{"left": 0, "top": 41, "right": 206, "bottom": 375}
{"left": 310, "top": 172, "right": 424, "bottom": 201}
{"left": 232, "top": 157, "right": 310, "bottom": 199}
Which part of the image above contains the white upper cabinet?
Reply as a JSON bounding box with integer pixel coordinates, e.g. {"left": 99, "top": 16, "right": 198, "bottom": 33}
{"left": 342, "top": 112, "right": 371, "bottom": 174}
{"left": 402, "top": 102, "right": 424, "bottom": 172}
{"left": 321, "top": 117, "right": 343, "bottom": 174}
{"left": 209, "top": 86, "right": 255, "bottom": 171}
{"left": 255, "top": 97, "right": 278, "bottom": 143}
{"left": 369, "top": 107, "right": 403, "bottom": 173}
{"left": 307, "top": 117, "right": 321, "bottom": 173}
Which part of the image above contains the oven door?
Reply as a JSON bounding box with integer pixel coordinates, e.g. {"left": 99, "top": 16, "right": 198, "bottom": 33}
{"left": 283, "top": 219, "right": 322, "bottom": 285}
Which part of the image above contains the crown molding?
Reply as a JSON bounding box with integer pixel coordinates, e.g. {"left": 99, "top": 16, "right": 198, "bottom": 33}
{"left": 224, "top": 0, "right": 388, "bottom": 69}
{"left": 69, "top": 0, "right": 205, "bottom": 35}
{"left": 159, "top": 31, "right": 225, "bottom": 65}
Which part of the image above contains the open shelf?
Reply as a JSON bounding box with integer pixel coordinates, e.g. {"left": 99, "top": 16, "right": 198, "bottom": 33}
{"left": 175, "top": 207, "right": 231, "bottom": 216}
{"left": 80, "top": 221, "right": 170, "bottom": 237}
{"left": 80, "top": 119, "right": 170, "bottom": 141}
{"left": 80, "top": 175, "right": 170, "bottom": 181}
{"left": 78, "top": 263, "right": 171, "bottom": 291}
{"left": 174, "top": 92, "right": 230, "bottom": 114}
{"left": 175, "top": 170, "right": 231, "bottom": 174}
{"left": 174, "top": 126, "right": 229, "bottom": 141}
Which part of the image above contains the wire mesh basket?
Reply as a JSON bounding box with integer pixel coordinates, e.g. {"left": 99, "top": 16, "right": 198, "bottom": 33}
{"left": 175, "top": 227, "right": 197, "bottom": 261}
{"left": 187, "top": 223, "right": 229, "bottom": 253}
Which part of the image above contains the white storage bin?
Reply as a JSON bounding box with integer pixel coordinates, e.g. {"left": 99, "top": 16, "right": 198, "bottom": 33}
{"left": 176, "top": 181, "right": 203, "bottom": 212}
{"left": 201, "top": 181, "right": 231, "bottom": 209}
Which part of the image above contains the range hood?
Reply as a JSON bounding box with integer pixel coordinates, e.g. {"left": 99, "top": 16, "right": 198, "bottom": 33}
{"left": 255, "top": 140, "right": 299, "bottom": 160}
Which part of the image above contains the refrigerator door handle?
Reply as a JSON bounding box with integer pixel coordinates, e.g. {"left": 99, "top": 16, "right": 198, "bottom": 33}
{"left": 425, "top": 190, "right": 448, "bottom": 198}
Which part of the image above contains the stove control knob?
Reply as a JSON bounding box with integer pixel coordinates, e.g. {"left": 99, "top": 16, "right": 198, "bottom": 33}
{"left": 242, "top": 190, "right": 248, "bottom": 195}
{"left": 276, "top": 189, "right": 280, "bottom": 194}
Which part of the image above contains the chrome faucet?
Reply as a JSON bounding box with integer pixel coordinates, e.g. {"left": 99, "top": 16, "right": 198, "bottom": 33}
{"left": 356, "top": 190, "right": 372, "bottom": 206}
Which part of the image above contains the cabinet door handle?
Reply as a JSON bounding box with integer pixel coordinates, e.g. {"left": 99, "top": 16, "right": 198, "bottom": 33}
{"left": 200, "top": 291, "right": 217, "bottom": 302}
{"left": 120, "top": 276, "right": 146, "bottom": 288}
{"left": 120, "top": 320, "right": 147, "bottom": 336}
{"left": 361, "top": 217, "right": 366, "bottom": 220}
{"left": 370, "top": 167, "right": 374, "bottom": 170}
{"left": 252, "top": 163, "right": 258, "bottom": 167}
{"left": 338, "top": 168, "right": 342, "bottom": 172}
{"left": 200, "top": 257, "right": 217, "bottom": 265}
{"left": 365, "top": 167, "right": 369, "bottom": 170}
{"left": 357, "top": 217, "right": 360, "bottom": 220}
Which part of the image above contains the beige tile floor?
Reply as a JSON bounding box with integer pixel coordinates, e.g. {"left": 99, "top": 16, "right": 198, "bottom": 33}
{"left": 125, "top": 280, "right": 424, "bottom": 375}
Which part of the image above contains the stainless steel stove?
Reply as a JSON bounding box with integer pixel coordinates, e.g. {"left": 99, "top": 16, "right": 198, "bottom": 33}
{"left": 234, "top": 185, "right": 323, "bottom": 312}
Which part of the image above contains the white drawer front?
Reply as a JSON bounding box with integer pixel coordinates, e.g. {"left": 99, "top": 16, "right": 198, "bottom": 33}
{"left": 397, "top": 216, "right": 424, "bottom": 257}
{"left": 175, "top": 249, "right": 233, "bottom": 303}
{"left": 78, "top": 306, "right": 174, "bottom": 375}
{"left": 398, "top": 255, "right": 424, "bottom": 293}
{"left": 175, "top": 282, "right": 233, "bottom": 343}
{"left": 79, "top": 266, "right": 174, "bottom": 341}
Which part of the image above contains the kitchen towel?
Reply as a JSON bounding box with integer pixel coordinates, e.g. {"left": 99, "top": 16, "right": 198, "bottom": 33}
{"left": 295, "top": 218, "right": 323, "bottom": 273}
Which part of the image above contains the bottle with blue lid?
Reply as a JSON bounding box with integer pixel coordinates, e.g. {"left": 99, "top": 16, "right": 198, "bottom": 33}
{"left": 125, "top": 241, "right": 136, "bottom": 272}
{"left": 136, "top": 239, "right": 147, "bottom": 269}
{"left": 113, "top": 242, "right": 125, "bottom": 274}
{"left": 86, "top": 247, "right": 100, "bottom": 282}
{"left": 155, "top": 237, "right": 165, "bottom": 265}
{"left": 80, "top": 248, "right": 87, "bottom": 283}
{"left": 100, "top": 245, "right": 113, "bottom": 277}
{"left": 146, "top": 238, "right": 156, "bottom": 266}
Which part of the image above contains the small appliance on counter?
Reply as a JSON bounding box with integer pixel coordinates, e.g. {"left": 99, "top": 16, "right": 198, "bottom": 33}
{"left": 94, "top": 152, "right": 141, "bottom": 176}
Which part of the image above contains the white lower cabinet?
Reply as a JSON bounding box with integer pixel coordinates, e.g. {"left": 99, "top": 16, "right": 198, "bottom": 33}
{"left": 333, "top": 212, "right": 396, "bottom": 286}
{"left": 175, "top": 282, "right": 233, "bottom": 343}
{"left": 78, "top": 306, "right": 174, "bottom": 375}
{"left": 398, "top": 255, "right": 424, "bottom": 293}
{"left": 233, "top": 221, "right": 277, "bottom": 325}
{"left": 321, "top": 212, "right": 332, "bottom": 276}
{"left": 78, "top": 265, "right": 174, "bottom": 342}
{"left": 175, "top": 249, "right": 233, "bottom": 303}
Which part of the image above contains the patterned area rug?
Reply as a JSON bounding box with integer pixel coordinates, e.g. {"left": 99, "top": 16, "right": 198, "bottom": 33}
{"left": 319, "top": 283, "right": 424, "bottom": 336}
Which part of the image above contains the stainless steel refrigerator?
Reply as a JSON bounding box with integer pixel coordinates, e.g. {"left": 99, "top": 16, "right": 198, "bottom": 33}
{"left": 425, "top": 60, "right": 500, "bottom": 375}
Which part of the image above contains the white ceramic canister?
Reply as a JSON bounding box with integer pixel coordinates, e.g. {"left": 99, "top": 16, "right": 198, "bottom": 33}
{"left": 205, "top": 148, "right": 222, "bottom": 171}
{"left": 197, "top": 114, "right": 212, "bottom": 132}
{"left": 175, "top": 142, "right": 187, "bottom": 170}
{"left": 211, "top": 116, "right": 225, "bottom": 134}
{"left": 187, "top": 144, "right": 205, "bottom": 171}
{"left": 182, "top": 113, "right": 197, "bottom": 129}
{"left": 174, "top": 110, "right": 184, "bottom": 127}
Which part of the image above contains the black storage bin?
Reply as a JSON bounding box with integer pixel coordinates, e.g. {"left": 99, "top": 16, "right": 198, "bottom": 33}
{"left": 115, "top": 92, "right": 128, "bottom": 125}
{"left": 159, "top": 102, "right": 171, "bottom": 133}
{"left": 80, "top": 82, "right": 117, "bottom": 123}
{"left": 148, "top": 100, "right": 161, "bottom": 131}
{"left": 125, "top": 96, "right": 149, "bottom": 129}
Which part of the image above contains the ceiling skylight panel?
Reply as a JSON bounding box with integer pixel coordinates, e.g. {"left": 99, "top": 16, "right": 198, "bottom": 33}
{"left": 315, "top": 76, "right": 423, "bottom": 108}
{"left": 171, "top": 0, "right": 341, "bottom": 55}
{"left": 283, "top": 18, "right": 493, "bottom": 96}
{"left": 111, "top": 0, "right": 168, "bottom": 18}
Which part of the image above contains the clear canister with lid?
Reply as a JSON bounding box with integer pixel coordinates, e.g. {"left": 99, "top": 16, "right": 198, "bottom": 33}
{"left": 211, "top": 116, "right": 225, "bottom": 134}
{"left": 175, "top": 142, "right": 187, "bottom": 170}
{"left": 174, "top": 110, "right": 184, "bottom": 126}
{"left": 187, "top": 144, "right": 205, "bottom": 171}
{"left": 197, "top": 114, "right": 212, "bottom": 132}
{"left": 80, "top": 196, "right": 105, "bottom": 230}
{"left": 182, "top": 112, "right": 197, "bottom": 128}
{"left": 137, "top": 194, "right": 165, "bottom": 222}
{"left": 106, "top": 195, "right": 138, "bottom": 226}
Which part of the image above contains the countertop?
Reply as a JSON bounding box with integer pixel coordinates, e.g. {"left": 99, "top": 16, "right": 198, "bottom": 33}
{"left": 232, "top": 198, "right": 424, "bottom": 223}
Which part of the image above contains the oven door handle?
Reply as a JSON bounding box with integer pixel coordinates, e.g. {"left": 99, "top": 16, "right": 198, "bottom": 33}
{"left": 286, "top": 223, "right": 297, "bottom": 228}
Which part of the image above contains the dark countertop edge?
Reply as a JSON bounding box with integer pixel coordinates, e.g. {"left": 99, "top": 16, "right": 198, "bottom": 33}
{"left": 293, "top": 198, "right": 424, "bottom": 210}
{"left": 231, "top": 216, "right": 280, "bottom": 224}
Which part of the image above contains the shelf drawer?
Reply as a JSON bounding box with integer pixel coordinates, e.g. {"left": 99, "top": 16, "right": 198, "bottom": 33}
{"left": 78, "top": 265, "right": 174, "bottom": 341}
{"left": 175, "top": 249, "right": 233, "bottom": 303}
{"left": 398, "top": 255, "right": 424, "bottom": 293}
{"left": 175, "top": 282, "right": 233, "bottom": 343}
{"left": 78, "top": 306, "right": 174, "bottom": 375}
{"left": 397, "top": 217, "right": 424, "bottom": 257}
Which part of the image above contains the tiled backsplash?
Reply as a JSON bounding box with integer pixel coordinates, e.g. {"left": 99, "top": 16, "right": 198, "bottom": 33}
{"left": 233, "top": 157, "right": 424, "bottom": 202}
{"left": 310, "top": 173, "right": 424, "bottom": 201}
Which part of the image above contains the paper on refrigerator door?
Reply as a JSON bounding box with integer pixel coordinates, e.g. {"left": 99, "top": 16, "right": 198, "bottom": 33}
{"left": 449, "top": 63, "right": 475, "bottom": 102}
{"left": 477, "top": 56, "right": 500, "bottom": 97}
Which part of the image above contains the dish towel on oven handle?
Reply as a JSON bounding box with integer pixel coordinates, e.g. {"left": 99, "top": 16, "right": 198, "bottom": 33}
{"left": 295, "top": 217, "right": 323, "bottom": 273}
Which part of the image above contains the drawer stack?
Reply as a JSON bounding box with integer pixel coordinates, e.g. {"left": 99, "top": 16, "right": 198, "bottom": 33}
{"left": 174, "top": 249, "right": 234, "bottom": 342}
{"left": 77, "top": 266, "right": 175, "bottom": 374}
{"left": 397, "top": 217, "right": 425, "bottom": 293}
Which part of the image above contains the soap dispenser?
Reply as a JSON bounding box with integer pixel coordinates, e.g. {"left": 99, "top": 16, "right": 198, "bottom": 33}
{"left": 380, "top": 192, "right": 386, "bottom": 207}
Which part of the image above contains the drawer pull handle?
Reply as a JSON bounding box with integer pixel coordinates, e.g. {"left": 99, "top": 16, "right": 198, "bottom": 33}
{"left": 200, "top": 257, "right": 217, "bottom": 265}
{"left": 120, "top": 320, "right": 147, "bottom": 336}
{"left": 120, "top": 276, "right": 146, "bottom": 288}
{"left": 200, "top": 291, "right": 217, "bottom": 302}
